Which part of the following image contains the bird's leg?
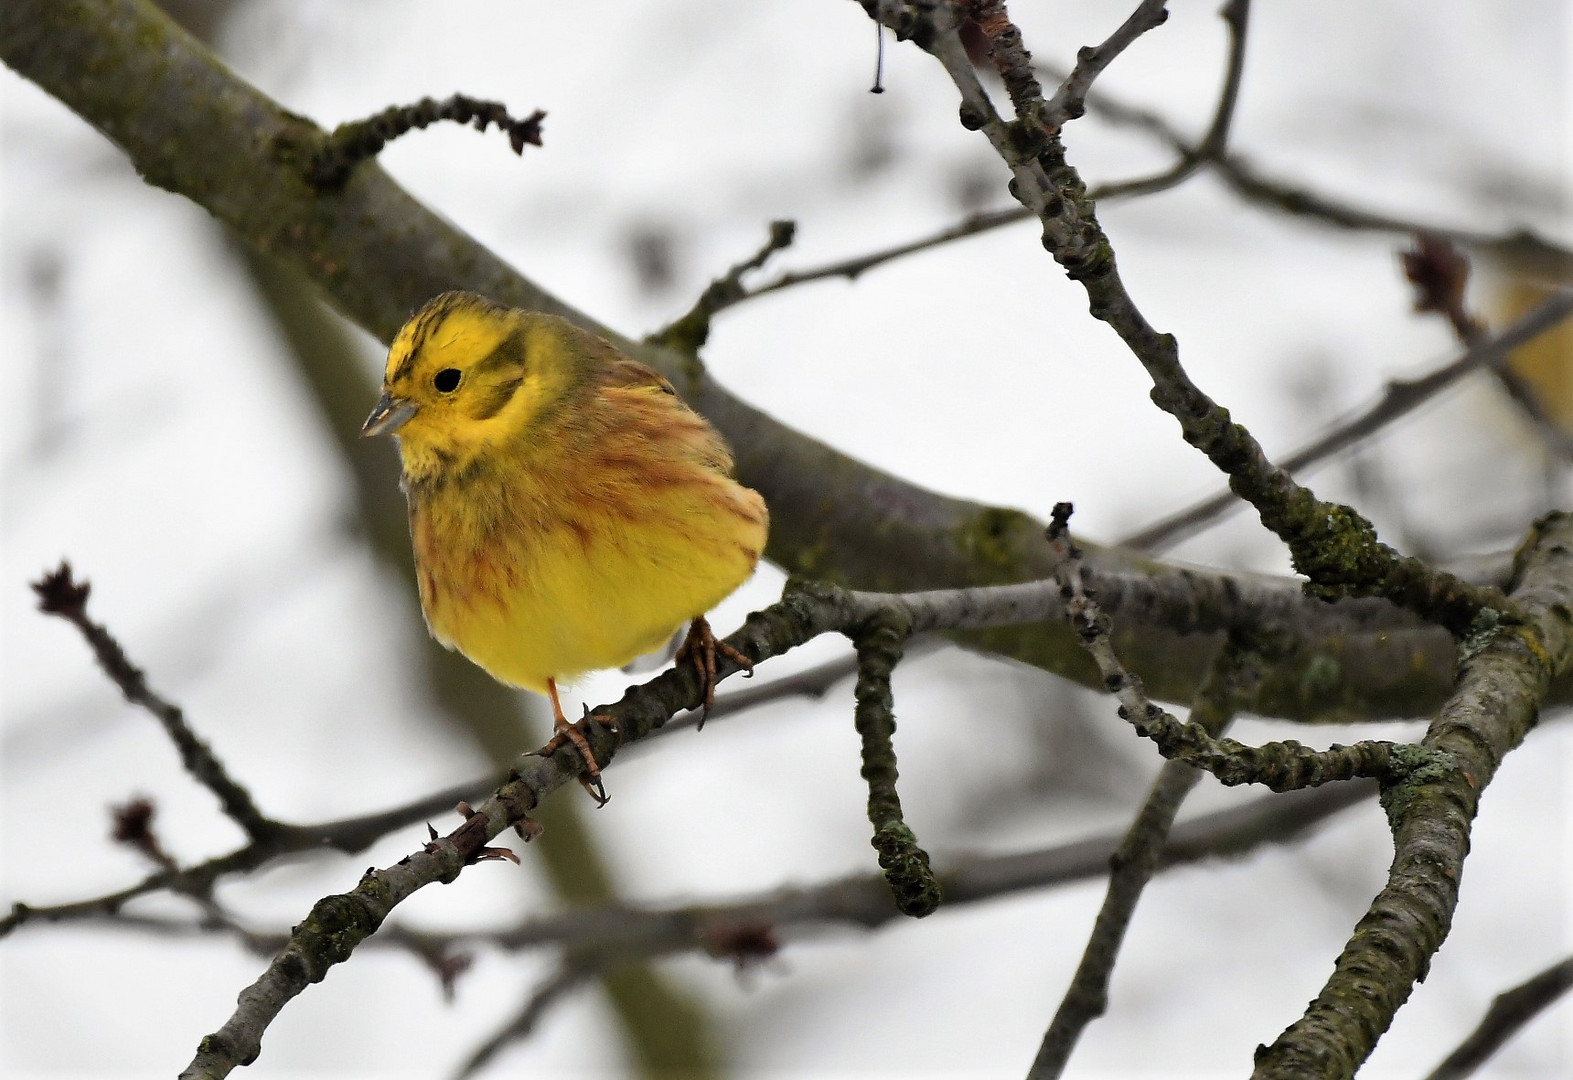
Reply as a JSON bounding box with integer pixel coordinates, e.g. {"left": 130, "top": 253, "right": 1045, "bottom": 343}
{"left": 676, "top": 616, "right": 753, "bottom": 726}
{"left": 539, "top": 678, "right": 609, "bottom": 806}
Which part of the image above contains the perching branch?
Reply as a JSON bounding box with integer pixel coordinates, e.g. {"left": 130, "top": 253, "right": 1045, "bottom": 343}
{"left": 175, "top": 560, "right": 1388, "bottom": 1077}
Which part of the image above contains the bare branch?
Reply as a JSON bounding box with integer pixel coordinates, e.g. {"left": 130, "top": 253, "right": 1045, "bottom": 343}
{"left": 723, "top": 206, "right": 1026, "bottom": 306}
{"left": 168, "top": 538, "right": 1446, "bottom": 1076}
{"left": 2, "top": 775, "right": 495, "bottom": 938}
{"left": 453, "top": 959, "right": 595, "bottom": 1080}
{"left": 849, "top": 608, "right": 941, "bottom": 917}
{"left": 645, "top": 220, "right": 796, "bottom": 352}
{"left": 1030, "top": 629, "right": 1262, "bottom": 1077}
{"left": 893, "top": 3, "right": 1512, "bottom": 636}
{"left": 1048, "top": 508, "right": 1414, "bottom": 792}
{"left": 712, "top": 11, "right": 1567, "bottom": 317}
{"left": 1091, "top": 0, "right": 1250, "bottom": 201}
{"left": 92, "top": 780, "right": 1374, "bottom": 971}
{"left": 1423, "top": 955, "right": 1573, "bottom": 1080}
{"left": 1254, "top": 513, "right": 1573, "bottom": 1076}
{"left": 1040, "top": 0, "right": 1171, "bottom": 131}
{"left": 31, "top": 561, "right": 278, "bottom": 841}
{"left": 303, "top": 95, "right": 545, "bottom": 189}
{"left": 1119, "top": 290, "right": 1573, "bottom": 552}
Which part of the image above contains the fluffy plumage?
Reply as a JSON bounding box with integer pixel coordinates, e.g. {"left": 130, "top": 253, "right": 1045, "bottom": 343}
{"left": 363, "top": 291, "right": 767, "bottom": 771}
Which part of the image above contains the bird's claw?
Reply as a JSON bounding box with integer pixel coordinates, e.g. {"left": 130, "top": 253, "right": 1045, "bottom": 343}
{"left": 537, "top": 704, "right": 619, "bottom": 807}
{"left": 677, "top": 616, "right": 753, "bottom": 728}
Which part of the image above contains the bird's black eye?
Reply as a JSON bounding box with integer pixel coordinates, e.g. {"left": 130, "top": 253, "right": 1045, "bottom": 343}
{"left": 433, "top": 368, "right": 461, "bottom": 393}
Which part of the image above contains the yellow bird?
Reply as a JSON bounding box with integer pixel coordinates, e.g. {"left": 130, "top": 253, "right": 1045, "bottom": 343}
{"left": 362, "top": 291, "right": 768, "bottom": 795}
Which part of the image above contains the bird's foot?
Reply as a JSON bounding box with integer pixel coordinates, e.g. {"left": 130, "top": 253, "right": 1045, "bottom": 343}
{"left": 676, "top": 616, "right": 753, "bottom": 727}
{"left": 539, "top": 681, "right": 619, "bottom": 806}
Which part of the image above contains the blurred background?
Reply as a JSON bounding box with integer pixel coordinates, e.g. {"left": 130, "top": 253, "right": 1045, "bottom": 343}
{"left": 2, "top": 1, "right": 1569, "bottom": 1076}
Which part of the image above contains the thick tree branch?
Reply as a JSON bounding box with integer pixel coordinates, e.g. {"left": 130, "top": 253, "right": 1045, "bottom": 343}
{"left": 3, "top": 0, "right": 1537, "bottom": 721}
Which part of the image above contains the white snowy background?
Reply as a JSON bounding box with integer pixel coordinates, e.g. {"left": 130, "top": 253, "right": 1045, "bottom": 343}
{"left": 1, "top": 2, "right": 1569, "bottom": 1077}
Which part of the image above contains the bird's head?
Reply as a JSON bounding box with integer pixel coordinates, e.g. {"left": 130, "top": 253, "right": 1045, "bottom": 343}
{"left": 362, "top": 291, "right": 591, "bottom": 479}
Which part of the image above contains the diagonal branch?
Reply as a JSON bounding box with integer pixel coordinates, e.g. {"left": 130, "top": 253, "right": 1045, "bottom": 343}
{"left": 886, "top": 0, "right": 1512, "bottom": 637}
{"left": 1039, "top": 0, "right": 1171, "bottom": 130}
{"left": 1090, "top": 0, "right": 1250, "bottom": 201}
{"left": 1253, "top": 513, "right": 1573, "bottom": 1076}
{"left": 452, "top": 957, "right": 596, "bottom": 1080}
{"left": 1422, "top": 954, "right": 1573, "bottom": 1080}
{"left": 1029, "top": 628, "right": 1262, "bottom": 1077}
{"left": 30, "top": 562, "right": 278, "bottom": 842}
{"left": 171, "top": 564, "right": 1385, "bottom": 1077}
{"left": 1119, "top": 289, "right": 1573, "bottom": 552}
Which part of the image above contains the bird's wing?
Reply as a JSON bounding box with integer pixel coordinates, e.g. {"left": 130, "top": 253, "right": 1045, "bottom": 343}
{"left": 595, "top": 355, "right": 737, "bottom": 477}
{"left": 599, "top": 355, "right": 680, "bottom": 398}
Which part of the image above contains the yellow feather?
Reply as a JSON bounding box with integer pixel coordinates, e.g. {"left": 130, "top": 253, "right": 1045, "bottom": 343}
{"left": 367, "top": 291, "right": 767, "bottom": 696}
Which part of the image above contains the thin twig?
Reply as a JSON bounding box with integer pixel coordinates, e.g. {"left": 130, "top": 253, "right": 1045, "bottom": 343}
{"left": 895, "top": 4, "right": 1514, "bottom": 634}
{"left": 708, "top": 16, "right": 1567, "bottom": 320}
{"left": 1046, "top": 507, "right": 1413, "bottom": 792}
{"left": 1422, "top": 955, "right": 1573, "bottom": 1080}
{"left": 1029, "top": 629, "right": 1262, "bottom": 1077}
{"left": 452, "top": 958, "right": 596, "bottom": 1080}
{"left": 725, "top": 206, "right": 1026, "bottom": 306}
{"left": 300, "top": 94, "right": 545, "bottom": 189}
{"left": 644, "top": 220, "right": 796, "bottom": 353}
{"left": 1402, "top": 234, "right": 1573, "bottom": 461}
{"left": 31, "top": 562, "right": 279, "bottom": 841}
{"left": 1089, "top": 0, "right": 1251, "bottom": 201}
{"left": 850, "top": 608, "right": 940, "bottom": 917}
{"left": 1119, "top": 290, "right": 1573, "bottom": 552}
{"left": 1, "top": 774, "right": 496, "bottom": 937}
{"left": 91, "top": 779, "right": 1374, "bottom": 968}
{"left": 1040, "top": 0, "right": 1171, "bottom": 131}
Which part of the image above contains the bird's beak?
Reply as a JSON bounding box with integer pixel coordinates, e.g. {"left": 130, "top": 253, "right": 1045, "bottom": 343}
{"left": 361, "top": 393, "right": 418, "bottom": 437}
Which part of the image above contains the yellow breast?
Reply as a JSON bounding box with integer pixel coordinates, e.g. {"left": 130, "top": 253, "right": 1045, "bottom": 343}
{"left": 408, "top": 434, "right": 766, "bottom": 694}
